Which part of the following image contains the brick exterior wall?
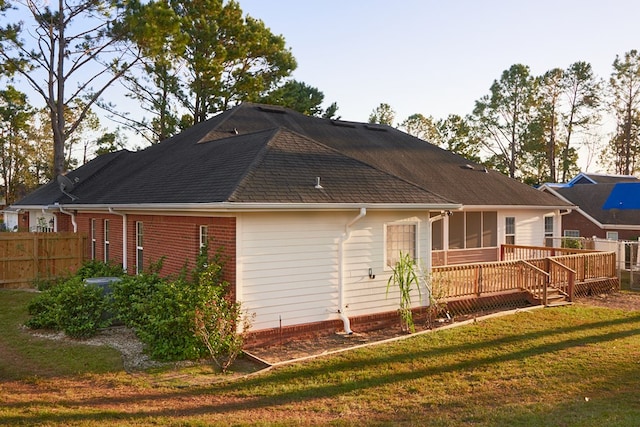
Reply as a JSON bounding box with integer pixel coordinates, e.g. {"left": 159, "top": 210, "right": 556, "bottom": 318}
{"left": 562, "top": 211, "right": 640, "bottom": 240}
{"left": 57, "top": 212, "right": 236, "bottom": 294}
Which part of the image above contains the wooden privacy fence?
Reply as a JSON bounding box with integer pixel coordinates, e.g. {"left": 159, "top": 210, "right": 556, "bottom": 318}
{"left": 0, "top": 232, "right": 86, "bottom": 288}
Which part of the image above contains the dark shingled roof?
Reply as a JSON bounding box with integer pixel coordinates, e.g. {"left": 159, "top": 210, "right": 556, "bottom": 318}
{"left": 555, "top": 184, "right": 640, "bottom": 226}
{"left": 16, "top": 103, "right": 569, "bottom": 208}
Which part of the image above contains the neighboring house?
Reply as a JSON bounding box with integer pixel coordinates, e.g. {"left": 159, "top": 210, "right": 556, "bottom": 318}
{"left": 1, "top": 207, "right": 20, "bottom": 231}
{"left": 12, "top": 103, "right": 569, "bottom": 343}
{"left": 540, "top": 172, "right": 640, "bottom": 241}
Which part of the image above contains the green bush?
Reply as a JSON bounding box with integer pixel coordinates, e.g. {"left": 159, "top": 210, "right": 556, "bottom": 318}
{"left": 26, "top": 276, "right": 111, "bottom": 338}
{"left": 194, "top": 263, "right": 252, "bottom": 372}
{"left": 109, "top": 271, "right": 165, "bottom": 329}
{"left": 136, "top": 277, "right": 207, "bottom": 361}
{"left": 75, "top": 260, "right": 125, "bottom": 280}
{"left": 26, "top": 253, "right": 250, "bottom": 368}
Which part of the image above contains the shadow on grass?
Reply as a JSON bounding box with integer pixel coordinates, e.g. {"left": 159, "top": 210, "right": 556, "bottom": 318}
{"left": 2, "top": 308, "right": 640, "bottom": 425}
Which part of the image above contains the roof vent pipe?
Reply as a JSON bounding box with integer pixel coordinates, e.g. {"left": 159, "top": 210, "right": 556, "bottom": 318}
{"left": 315, "top": 177, "right": 323, "bottom": 189}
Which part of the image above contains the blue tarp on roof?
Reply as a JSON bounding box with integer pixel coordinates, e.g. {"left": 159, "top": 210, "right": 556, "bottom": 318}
{"left": 602, "top": 182, "right": 640, "bottom": 210}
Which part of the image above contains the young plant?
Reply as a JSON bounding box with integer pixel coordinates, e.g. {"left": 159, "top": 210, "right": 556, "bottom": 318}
{"left": 193, "top": 263, "right": 254, "bottom": 373}
{"left": 386, "top": 251, "right": 421, "bottom": 333}
{"left": 423, "top": 272, "right": 452, "bottom": 328}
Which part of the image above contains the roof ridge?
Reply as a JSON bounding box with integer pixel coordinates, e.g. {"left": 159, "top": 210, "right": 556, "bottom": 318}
{"left": 226, "top": 128, "right": 282, "bottom": 201}
{"left": 231, "top": 127, "right": 458, "bottom": 205}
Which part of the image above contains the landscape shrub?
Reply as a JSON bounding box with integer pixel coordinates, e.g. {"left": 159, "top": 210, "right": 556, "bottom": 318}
{"left": 26, "top": 276, "right": 111, "bottom": 338}
{"left": 194, "top": 263, "right": 252, "bottom": 372}
{"left": 74, "top": 259, "right": 125, "bottom": 279}
{"left": 109, "top": 270, "right": 165, "bottom": 329}
{"left": 26, "top": 254, "right": 250, "bottom": 368}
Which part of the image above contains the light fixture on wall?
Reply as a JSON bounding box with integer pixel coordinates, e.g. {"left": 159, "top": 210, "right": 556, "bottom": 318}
{"left": 368, "top": 268, "right": 375, "bottom": 279}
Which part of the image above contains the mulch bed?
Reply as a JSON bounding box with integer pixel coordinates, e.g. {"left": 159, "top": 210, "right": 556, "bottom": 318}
{"left": 247, "top": 292, "right": 640, "bottom": 365}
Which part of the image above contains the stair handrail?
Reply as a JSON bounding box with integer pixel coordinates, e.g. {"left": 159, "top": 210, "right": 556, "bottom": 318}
{"left": 517, "top": 260, "right": 549, "bottom": 304}
{"left": 547, "top": 257, "right": 576, "bottom": 302}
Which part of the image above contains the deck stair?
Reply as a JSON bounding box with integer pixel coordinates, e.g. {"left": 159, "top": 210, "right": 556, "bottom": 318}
{"left": 527, "top": 286, "right": 571, "bottom": 307}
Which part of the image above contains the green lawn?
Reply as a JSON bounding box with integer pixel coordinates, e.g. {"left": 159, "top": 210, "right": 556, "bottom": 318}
{"left": 1, "top": 289, "right": 640, "bottom": 426}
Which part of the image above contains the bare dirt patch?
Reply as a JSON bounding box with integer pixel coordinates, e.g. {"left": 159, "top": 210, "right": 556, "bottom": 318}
{"left": 575, "top": 291, "right": 640, "bottom": 311}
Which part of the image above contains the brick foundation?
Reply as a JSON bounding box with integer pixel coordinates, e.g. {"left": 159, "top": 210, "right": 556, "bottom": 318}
{"left": 244, "top": 292, "right": 534, "bottom": 350}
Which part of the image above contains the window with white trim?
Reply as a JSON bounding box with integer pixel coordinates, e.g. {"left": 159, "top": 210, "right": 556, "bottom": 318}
{"left": 606, "top": 231, "right": 619, "bottom": 241}
{"left": 386, "top": 223, "right": 416, "bottom": 268}
{"left": 136, "top": 221, "right": 144, "bottom": 274}
{"left": 505, "top": 217, "right": 515, "bottom": 245}
{"left": 544, "top": 216, "right": 554, "bottom": 247}
{"left": 199, "top": 225, "right": 208, "bottom": 250}
{"left": 90, "top": 219, "right": 97, "bottom": 260}
{"left": 564, "top": 230, "right": 580, "bottom": 238}
{"left": 104, "top": 219, "right": 110, "bottom": 262}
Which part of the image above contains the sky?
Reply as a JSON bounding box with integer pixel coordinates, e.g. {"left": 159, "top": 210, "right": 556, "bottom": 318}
{"left": 235, "top": 0, "right": 640, "bottom": 172}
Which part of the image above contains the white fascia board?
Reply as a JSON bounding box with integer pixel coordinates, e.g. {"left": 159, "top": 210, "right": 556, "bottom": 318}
{"left": 459, "top": 204, "right": 575, "bottom": 211}
{"left": 29, "top": 202, "right": 463, "bottom": 213}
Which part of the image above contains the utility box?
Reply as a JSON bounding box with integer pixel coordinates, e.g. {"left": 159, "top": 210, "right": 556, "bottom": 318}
{"left": 84, "top": 277, "right": 121, "bottom": 295}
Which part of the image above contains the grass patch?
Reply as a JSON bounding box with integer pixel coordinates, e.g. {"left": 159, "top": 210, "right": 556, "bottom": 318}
{"left": 0, "top": 290, "right": 123, "bottom": 380}
{"left": 2, "top": 290, "right": 640, "bottom": 425}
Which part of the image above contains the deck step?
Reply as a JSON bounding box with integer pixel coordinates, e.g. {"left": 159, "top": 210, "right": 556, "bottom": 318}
{"left": 546, "top": 301, "right": 573, "bottom": 307}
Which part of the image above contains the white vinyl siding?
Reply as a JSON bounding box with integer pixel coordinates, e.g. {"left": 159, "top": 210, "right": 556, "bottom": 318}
{"left": 237, "top": 209, "right": 557, "bottom": 333}
{"left": 238, "top": 211, "right": 427, "bottom": 331}
{"left": 499, "top": 210, "right": 558, "bottom": 247}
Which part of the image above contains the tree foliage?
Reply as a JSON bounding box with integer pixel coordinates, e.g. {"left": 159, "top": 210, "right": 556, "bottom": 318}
{"left": 369, "top": 103, "right": 396, "bottom": 126}
{"left": 606, "top": 50, "right": 640, "bottom": 175}
{"left": 0, "top": 85, "right": 32, "bottom": 205}
{"left": 116, "top": 0, "right": 296, "bottom": 143}
{"left": 260, "top": 80, "right": 337, "bottom": 117}
{"left": 0, "top": 0, "right": 140, "bottom": 178}
{"left": 471, "top": 64, "right": 538, "bottom": 179}
{"left": 399, "top": 113, "right": 439, "bottom": 141}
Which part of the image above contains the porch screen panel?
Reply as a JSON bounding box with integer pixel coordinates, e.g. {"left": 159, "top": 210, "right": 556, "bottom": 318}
{"left": 465, "top": 212, "right": 482, "bottom": 248}
{"left": 448, "top": 212, "right": 464, "bottom": 249}
{"left": 482, "top": 211, "right": 497, "bottom": 247}
{"left": 430, "top": 212, "right": 443, "bottom": 250}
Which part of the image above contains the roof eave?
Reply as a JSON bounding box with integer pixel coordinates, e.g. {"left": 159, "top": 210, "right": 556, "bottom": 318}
{"left": 22, "top": 201, "right": 463, "bottom": 213}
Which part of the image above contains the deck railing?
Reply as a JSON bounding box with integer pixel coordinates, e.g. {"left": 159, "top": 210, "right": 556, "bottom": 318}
{"left": 501, "top": 244, "right": 595, "bottom": 261}
{"left": 431, "top": 259, "right": 549, "bottom": 301}
{"left": 431, "top": 246, "right": 616, "bottom": 306}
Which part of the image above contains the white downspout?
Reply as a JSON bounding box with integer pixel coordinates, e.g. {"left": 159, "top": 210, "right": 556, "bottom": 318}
{"left": 58, "top": 207, "right": 77, "bottom": 233}
{"left": 109, "top": 207, "right": 128, "bottom": 272}
{"left": 338, "top": 207, "right": 366, "bottom": 335}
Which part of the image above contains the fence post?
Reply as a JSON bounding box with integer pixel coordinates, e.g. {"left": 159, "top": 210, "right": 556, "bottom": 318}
{"left": 568, "top": 270, "right": 575, "bottom": 302}
{"left": 32, "top": 233, "right": 38, "bottom": 282}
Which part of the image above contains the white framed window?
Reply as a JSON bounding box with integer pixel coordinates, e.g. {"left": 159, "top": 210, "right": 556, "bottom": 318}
{"left": 606, "top": 231, "right": 619, "bottom": 241}
{"left": 104, "top": 219, "right": 110, "bottom": 262}
{"left": 199, "top": 225, "right": 208, "bottom": 250}
{"left": 385, "top": 223, "right": 417, "bottom": 268}
{"left": 564, "top": 230, "right": 580, "bottom": 238}
{"left": 90, "top": 219, "right": 97, "bottom": 260}
{"left": 544, "top": 216, "right": 554, "bottom": 246}
{"left": 136, "top": 221, "right": 144, "bottom": 274}
{"left": 505, "top": 217, "right": 515, "bottom": 245}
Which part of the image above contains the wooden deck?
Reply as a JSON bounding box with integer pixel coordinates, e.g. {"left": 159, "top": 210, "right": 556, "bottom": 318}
{"left": 431, "top": 245, "right": 619, "bottom": 310}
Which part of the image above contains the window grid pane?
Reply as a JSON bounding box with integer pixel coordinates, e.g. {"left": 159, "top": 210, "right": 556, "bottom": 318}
{"left": 200, "top": 225, "right": 208, "bottom": 249}
{"left": 387, "top": 224, "right": 416, "bottom": 267}
{"left": 505, "top": 217, "right": 515, "bottom": 245}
